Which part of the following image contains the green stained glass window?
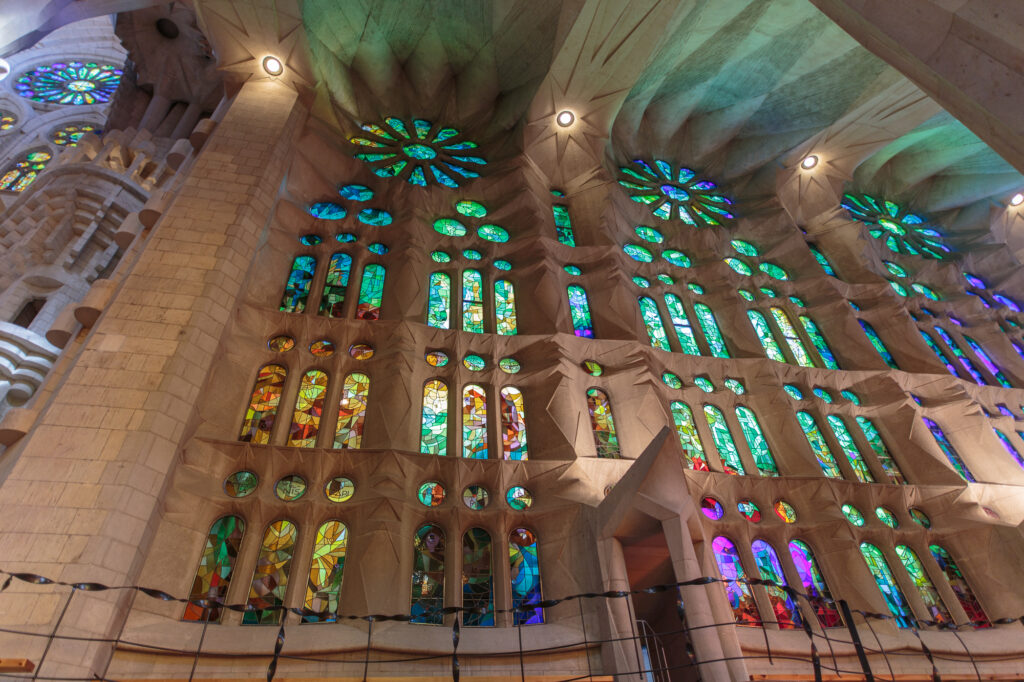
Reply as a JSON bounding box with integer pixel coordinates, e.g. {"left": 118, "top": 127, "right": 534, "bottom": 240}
{"left": 462, "top": 270, "right": 484, "bottom": 332}
{"left": 431, "top": 250, "right": 451, "bottom": 263}
{"left": 796, "top": 411, "right": 842, "bottom": 478}
{"left": 355, "top": 264, "right": 386, "bottom": 320}
{"left": 494, "top": 259, "right": 512, "bottom": 271}
{"left": 813, "top": 388, "right": 833, "bottom": 403}
{"left": 841, "top": 390, "right": 860, "bottom": 405}
{"left": 582, "top": 360, "right": 603, "bottom": 376}
{"left": 224, "top": 471, "right": 258, "bottom": 498}
{"left": 994, "top": 429, "right": 1024, "bottom": 469}
{"left": 687, "top": 282, "right": 704, "bottom": 294}
{"left": 889, "top": 280, "right": 910, "bottom": 296}
{"left": 568, "top": 285, "right": 594, "bottom": 338}
{"left": 694, "top": 303, "right": 729, "bottom": 358}
{"left": 789, "top": 295, "right": 805, "bottom": 307}
{"left": 509, "top": 528, "right": 543, "bottom": 625}
{"left": 552, "top": 201, "right": 576, "bottom": 246}
{"left": 302, "top": 520, "right": 348, "bottom": 622}
{"left": 506, "top": 486, "right": 532, "bottom": 510}
{"left": 799, "top": 315, "right": 839, "bottom": 369}
{"left": 724, "top": 257, "right": 752, "bottom": 275}
{"left": 495, "top": 280, "right": 518, "bottom": 335}
{"left": 309, "top": 202, "right": 346, "bottom": 219}
{"left": 843, "top": 193, "right": 950, "bottom": 260}
{"left": 339, "top": 184, "right": 373, "bottom": 201}
{"left": 724, "top": 379, "right": 745, "bottom": 395}
{"left": 703, "top": 405, "right": 745, "bottom": 475}
{"left": 670, "top": 401, "right": 709, "bottom": 472}
{"left": 783, "top": 384, "right": 803, "bottom": 399}
{"left": 619, "top": 160, "right": 736, "bottom": 227}
{"left": 239, "top": 364, "right": 286, "bottom": 444}
{"left": 842, "top": 503, "right": 865, "bottom": 526}
{"left": 334, "top": 373, "right": 370, "bottom": 449}
{"left": 922, "top": 417, "right": 975, "bottom": 482}
{"left": 859, "top": 320, "right": 899, "bottom": 369}
{"left": 738, "top": 289, "right": 754, "bottom": 302}
{"left": 895, "top": 545, "right": 952, "bottom": 625}
{"left": 910, "top": 508, "right": 930, "bottom": 527}
{"left": 280, "top": 255, "right": 316, "bottom": 313}
{"left": 789, "top": 540, "right": 841, "bottom": 627}
{"left": 770, "top": 307, "right": 815, "bottom": 367}
{"left": 434, "top": 218, "right": 467, "bottom": 237}
{"left": 883, "top": 260, "right": 907, "bottom": 277}
{"left": 929, "top": 545, "right": 989, "bottom": 626}
{"left": 463, "top": 355, "right": 485, "bottom": 371}
{"left": 357, "top": 208, "right": 392, "bottom": 226}
{"left": 183, "top": 516, "right": 245, "bottom": 622}
{"left": 662, "top": 372, "right": 683, "bottom": 389}
{"left": 875, "top": 507, "right": 898, "bottom": 528}
{"left": 565, "top": 264, "right": 582, "bottom": 276}
{"left": 499, "top": 357, "right": 521, "bottom": 374}
{"left": 934, "top": 326, "right": 985, "bottom": 384}
{"left": 912, "top": 283, "right": 940, "bottom": 301}
{"left": 463, "top": 384, "right": 488, "bottom": 459}
{"left": 826, "top": 415, "right": 873, "bottom": 483}
{"left": 694, "top": 377, "right": 714, "bottom": 392}
{"left": 662, "top": 249, "right": 691, "bottom": 268}
{"left": 751, "top": 539, "right": 802, "bottom": 629}
{"left": 920, "top": 330, "right": 958, "bottom": 376}
{"left": 663, "top": 294, "right": 701, "bottom": 355}
{"left": 463, "top": 249, "right": 482, "bottom": 260}
{"left": 809, "top": 244, "right": 836, "bottom": 276}
{"left": 243, "top": 520, "right": 297, "bottom": 625}
{"left": 735, "top": 406, "right": 778, "bottom": 476}
{"left": 478, "top": 224, "right": 508, "bottom": 243}
{"left": 420, "top": 380, "right": 448, "bottom": 456}
{"left": 632, "top": 275, "right": 650, "bottom": 288}
{"left": 427, "top": 272, "right": 451, "bottom": 329}
{"left": 711, "top": 536, "right": 761, "bottom": 625}
{"left": 500, "top": 387, "right": 528, "bottom": 460}
{"left": 587, "top": 388, "right": 620, "bottom": 458}
{"left": 624, "top": 244, "right": 654, "bottom": 262}
{"left": 456, "top": 200, "right": 487, "bottom": 218}
{"left": 855, "top": 417, "right": 906, "bottom": 484}
{"left": 759, "top": 262, "right": 789, "bottom": 280}
{"left": 635, "top": 225, "right": 664, "bottom": 243}
{"left": 336, "top": 232, "right": 357, "bottom": 243}
{"left": 0, "top": 148, "right": 52, "bottom": 192}
{"left": 747, "top": 310, "right": 786, "bottom": 362}
{"left": 367, "top": 242, "right": 388, "bottom": 255}
{"left": 731, "top": 239, "right": 759, "bottom": 257}
{"left": 759, "top": 287, "right": 776, "bottom": 298}
{"left": 411, "top": 524, "right": 445, "bottom": 623}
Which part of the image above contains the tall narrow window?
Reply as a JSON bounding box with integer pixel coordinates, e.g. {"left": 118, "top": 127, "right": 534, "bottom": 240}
{"left": 825, "top": 415, "right": 874, "bottom": 483}
{"left": 551, "top": 192, "right": 576, "bottom": 246}
{"left": 334, "top": 372, "right": 370, "bottom": 448}
{"left": 735, "top": 406, "right": 778, "bottom": 476}
{"left": 808, "top": 244, "right": 836, "bottom": 276}
{"left": 355, "top": 264, "right": 386, "bottom": 320}
{"left": 287, "top": 369, "right": 328, "bottom": 447}
{"left": 500, "top": 386, "right": 528, "bottom": 460}
{"left": 703, "top": 405, "right": 745, "bottom": 475}
{"left": 747, "top": 310, "right": 786, "bottom": 362}
{"left": 462, "top": 270, "right": 485, "bottom": 332}
{"left": 494, "top": 280, "right": 518, "bottom": 335}
{"left": 411, "top": 524, "right": 445, "bottom": 624}
{"left": 921, "top": 417, "right": 975, "bottom": 482}
{"left": 694, "top": 303, "right": 729, "bottom": 358}
{"left": 919, "top": 330, "right": 958, "bottom": 376}
{"left": 462, "top": 384, "right": 488, "bottom": 459}
{"left": 858, "top": 320, "right": 899, "bottom": 369}
{"left": 638, "top": 296, "right": 670, "bottom": 351}
{"left": 184, "top": 516, "right": 245, "bottom": 622}
{"left": 894, "top": 545, "right": 951, "bottom": 624}
{"left": 568, "top": 285, "right": 594, "bottom": 337}
{"left": 788, "top": 540, "right": 841, "bottom": 627}
{"left": 855, "top": 417, "right": 907, "bottom": 484}
{"left": 426, "top": 272, "right": 451, "bottom": 329}
{"left": 319, "top": 253, "right": 352, "bottom": 317}
{"left": 711, "top": 536, "right": 761, "bottom": 625}
{"left": 587, "top": 388, "right": 620, "bottom": 458}
{"left": 0, "top": 149, "right": 51, "bottom": 192}
{"left": 243, "top": 520, "right": 297, "bottom": 625}
{"left": 934, "top": 326, "right": 984, "bottom": 384}
{"left": 799, "top": 315, "right": 839, "bottom": 369}
{"left": 993, "top": 429, "right": 1024, "bottom": 469}
{"left": 421, "top": 380, "right": 449, "bottom": 456}
{"left": 239, "top": 364, "right": 287, "bottom": 444}
{"left": 664, "top": 294, "right": 701, "bottom": 355}
{"left": 751, "top": 539, "right": 801, "bottom": 629}
{"left": 303, "top": 520, "right": 348, "bottom": 622}
{"left": 859, "top": 543, "right": 914, "bottom": 628}
{"left": 962, "top": 335, "right": 1013, "bottom": 388}
{"left": 280, "top": 255, "right": 316, "bottom": 313}
{"left": 509, "top": 528, "right": 543, "bottom": 625}
{"left": 670, "top": 401, "right": 709, "bottom": 471}
{"left": 462, "top": 528, "right": 494, "bottom": 626}
{"left": 770, "top": 308, "right": 815, "bottom": 367}
{"left": 796, "top": 411, "right": 842, "bottom": 478}
{"left": 929, "top": 545, "right": 989, "bottom": 627}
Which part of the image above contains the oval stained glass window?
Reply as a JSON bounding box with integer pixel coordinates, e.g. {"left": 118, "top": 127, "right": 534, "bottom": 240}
{"left": 339, "top": 184, "right": 373, "bottom": 201}
{"left": 790, "top": 295, "right": 806, "bottom": 307}
{"left": 813, "top": 388, "right": 833, "bottom": 403}
{"left": 348, "top": 343, "right": 374, "bottom": 360}
{"left": 632, "top": 276, "right": 650, "bottom": 288}
{"left": 662, "top": 371, "right": 683, "bottom": 389}
{"left": 624, "top": 244, "right": 653, "bottom": 262}
{"left": 309, "top": 202, "right": 347, "bottom": 219}
{"left": 431, "top": 250, "right": 451, "bottom": 263}
{"left": 336, "top": 232, "right": 357, "bottom": 243}
{"left": 909, "top": 507, "right": 931, "bottom": 529}
{"left": 357, "top": 208, "right": 392, "bottom": 226}
{"left": 462, "top": 485, "right": 490, "bottom": 510}
{"left": 724, "top": 258, "right": 752, "bottom": 275}
{"left": 499, "top": 357, "right": 521, "bottom": 374}
{"left": 912, "top": 283, "right": 940, "bottom": 301}
{"left": 662, "top": 249, "right": 692, "bottom": 268}
{"left": 687, "top": 282, "right": 704, "bottom": 294}
{"left": 635, "top": 226, "right": 664, "bottom": 243}
{"left": 462, "top": 249, "right": 482, "bottom": 260}
{"left": 582, "top": 360, "right": 603, "bottom": 376}
{"left": 325, "top": 477, "right": 355, "bottom": 503}
{"left": 658, "top": 274, "right": 675, "bottom": 286}
{"left": 731, "top": 239, "right": 759, "bottom": 257}
{"left": 493, "top": 259, "right": 512, "bottom": 271}
{"left": 875, "top": 507, "right": 898, "bottom": 529}
{"left": 268, "top": 336, "right": 295, "bottom": 353}
{"left": 478, "top": 224, "right": 509, "bottom": 242}
{"left": 842, "top": 503, "right": 865, "bottom": 527}
{"left": 310, "top": 340, "right": 335, "bottom": 357}
{"left": 368, "top": 242, "right": 388, "bottom": 254}
{"left": 694, "top": 377, "right": 714, "bottom": 392}
{"left": 737, "top": 499, "right": 761, "bottom": 523}
{"left": 759, "top": 262, "right": 789, "bottom": 280}
{"left": 299, "top": 234, "right": 323, "bottom": 245}
{"left": 417, "top": 481, "right": 446, "bottom": 507}
{"left": 224, "top": 471, "right": 258, "bottom": 498}
{"left": 434, "top": 218, "right": 467, "bottom": 236}
{"left": 701, "top": 496, "right": 724, "bottom": 520}
{"left": 425, "top": 350, "right": 449, "bottom": 367}
{"left": 565, "top": 265, "right": 583, "bottom": 276}
{"left": 455, "top": 200, "right": 487, "bottom": 218}
{"left": 724, "top": 378, "right": 745, "bottom": 395}
{"left": 463, "top": 355, "right": 485, "bottom": 371}
{"left": 759, "top": 287, "right": 776, "bottom": 298}
{"left": 883, "top": 261, "right": 907, "bottom": 277}
{"left": 275, "top": 475, "right": 307, "bottom": 501}
{"left": 506, "top": 486, "right": 533, "bottom": 510}
{"left": 738, "top": 289, "right": 754, "bottom": 301}
{"left": 774, "top": 500, "right": 796, "bottom": 523}
{"left": 783, "top": 384, "right": 803, "bottom": 399}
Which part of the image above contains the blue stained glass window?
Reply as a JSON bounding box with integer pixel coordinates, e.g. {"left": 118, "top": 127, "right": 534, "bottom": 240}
{"left": 919, "top": 330, "right": 958, "bottom": 376}
{"left": 934, "top": 326, "right": 985, "bottom": 384}
{"left": 922, "top": 417, "right": 975, "bottom": 482}
{"left": 280, "top": 256, "right": 316, "bottom": 313}
{"left": 808, "top": 244, "right": 836, "bottom": 276}
{"left": 509, "top": 528, "right": 543, "bottom": 625}
{"left": 309, "top": 202, "right": 347, "bottom": 220}
{"left": 993, "top": 429, "right": 1024, "bottom": 469}
{"left": 860, "top": 543, "right": 915, "bottom": 628}
{"left": 858, "top": 320, "right": 899, "bottom": 369}
{"left": 799, "top": 315, "right": 839, "bottom": 369}
{"left": 427, "top": 272, "right": 451, "bottom": 329}
{"left": 712, "top": 536, "right": 761, "bottom": 625}
{"left": 638, "top": 297, "right": 670, "bottom": 351}
{"left": 962, "top": 335, "right": 1013, "bottom": 388}
{"left": 355, "top": 264, "right": 386, "bottom": 320}
{"left": 568, "top": 285, "right": 594, "bottom": 338}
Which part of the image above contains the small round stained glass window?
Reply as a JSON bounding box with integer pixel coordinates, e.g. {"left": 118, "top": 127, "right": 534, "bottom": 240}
{"left": 310, "top": 340, "right": 335, "bottom": 357}
{"left": 336, "top": 232, "right": 357, "bottom": 243}
{"left": 0, "top": 111, "right": 16, "bottom": 131}
{"left": 694, "top": 377, "right": 714, "bottom": 392}
{"left": 783, "top": 384, "right": 803, "bottom": 399}
{"left": 724, "top": 257, "right": 752, "bottom": 275}
{"left": 224, "top": 471, "right": 258, "bottom": 498}
{"left": 417, "top": 481, "right": 446, "bottom": 507}
{"left": 358, "top": 208, "right": 392, "bottom": 226}
{"left": 463, "top": 355, "right": 485, "bottom": 371}
{"left": 267, "top": 335, "right": 294, "bottom": 353}
{"left": 325, "top": 477, "right": 355, "bottom": 503}
{"left": 759, "top": 287, "right": 776, "bottom": 298}
{"left": 299, "top": 234, "right": 323, "bottom": 245}
{"left": 909, "top": 507, "right": 931, "bottom": 529}
{"left": 462, "top": 248, "right": 482, "bottom": 260}
{"left": 431, "top": 250, "right": 451, "bottom": 263}
{"left": 275, "top": 475, "right": 306, "bottom": 502}
{"left": 737, "top": 499, "right": 761, "bottom": 523}
{"left": 789, "top": 295, "right": 806, "bottom": 307}
{"left": 349, "top": 343, "right": 374, "bottom": 360}
{"left": 738, "top": 289, "right": 754, "bottom": 301}
{"left": 368, "top": 242, "right": 388, "bottom": 255}
{"left": 310, "top": 202, "right": 346, "bottom": 220}
{"left": 701, "top": 496, "right": 724, "bottom": 520}
{"left": 759, "top": 262, "right": 789, "bottom": 280}
{"left": 657, "top": 274, "right": 674, "bottom": 286}
{"left": 582, "top": 360, "right": 603, "bottom": 376}
{"left": 493, "top": 259, "right": 512, "bottom": 271}
{"left": 875, "top": 506, "right": 898, "bottom": 529}
{"left": 661, "top": 371, "right": 682, "bottom": 389}
{"left": 635, "top": 226, "right": 664, "bottom": 243}
{"left": 731, "top": 239, "right": 759, "bottom": 257}
{"left": 662, "top": 249, "right": 691, "bottom": 268}
{"left": 506, "top": 486, "right": 533, "bottom": 510}
{"left": 425, "top": 350, "right": 449, "bottom": 367}
{"left": 632, "top": 276, "right": 651, "bottom": 288}
{"left": 499, "top": 357, "right": 521, "bottom": 374}
{"left": 624, "top": 244, "right": 653, "bottom": 262}
{"left": 462, "top": 485, "right": 490, "bottom": 510}
{"left": 724, "top": 378, "right": 745, "bottom": 395}
{"left": 686, "top": 282, "right": 703, "bottom": 294}
{"left": 841, "top": 390, "right": 860, "bottom": 404}
{"left": 51, "top": 122, "right": 97, "bottom": 146}
{"left": 774, "top": 500, "right": 796, "bottom": 523}
{"left": 478, "top": 224, "right": 509, "bottom": 242}
{"left": 455, "top": 200, "right": 487, "bottom": 218}
{"left": 841, "top": 503, "right": 865, "bottom": 527}
{"left": 434, "top": 218, "right": 466, "bottom": 237}
{"left": 813, "top": 387, "right": 833, "bottom": 403}
{"left": 565, "top": 265, "right": 583, "bottom": 276}
{"left": 339, "top": 184, "right": 373, "bottom": 201}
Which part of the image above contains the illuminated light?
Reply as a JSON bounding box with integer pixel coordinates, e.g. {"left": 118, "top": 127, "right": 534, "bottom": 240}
{"left": 556, "top": 110, "right": 575, "bottom": 127}
{"left": 262, "top": 56, "right": 284, "bottom": 76}
{"left": 1011, "top": 193, "right": 1024, "bottom": 207}
{"left": 800, "top": 155, "right": 818, "bottom": 170}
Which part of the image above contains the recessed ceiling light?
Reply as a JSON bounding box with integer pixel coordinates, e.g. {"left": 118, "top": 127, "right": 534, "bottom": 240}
{"left": 262, "top": 56, "right": 283, "bottom": 76}
{"left": 1011, "top": 192, "right": 1024, "bottom": 207}
{"left": 556, "top": 110, "right": 575, "bottom": 127}
{"left": 800, "top": 155, "right": 818, "bottom": 170}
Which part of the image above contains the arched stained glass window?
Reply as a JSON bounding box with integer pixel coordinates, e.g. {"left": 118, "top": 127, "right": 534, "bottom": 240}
{"left": 587, "top": 388, "right": 620, "bottom": 458}
{"left": 808, "top": 244, "right": 836, "bottom": 276}
{"left": 770, "top": 308, "right": 815, "bottom": 367}
{"left": 796, "top": 412, "right": 842, "bottom": 478}
{"left": 355, "top": 264, "right": 386, "bottom": 320}
{"left": 788, "top": 540, "right": 841, "bottom": 627}
{"left": 859, "top": 543, "right": 914, "bottom": 628}
{"left": 962, "top": 335, "right": 1013, "bottom": 388}
{"left": 500, "top": 386, "right": 528, "bottom": 460}
{"left": 319, "top": 253, "right": 352, "bottom": 317}
{"left": 239, "top": 364, "right": 287, "bottom": 444}
{"left": 638, "top": 296, "right": 670, "bottom": 351}
{"left": 334, "top": 372, "right": 369, "bottom": 449}
{"left": 919, "top": 330, "right": 958, "bottom": 376}
{"left": 855, "top": 417, "right": 907, "bottom": 484}
{"left": 462, "top": 528, "right": 494, "bottom": 626}
{"left": 0, "top": 149, "right": 51, "bottom": 192}
{"left": 509, "top": 528, "right": 543, "bottom": 625}
{"left": 929, "top": 545, "right": 989, "bottom": 627}
{"left": 858, "top": 320, "right": 899, "bottom": 369}
{"left": 712, "top": 536, "right": 761, "bottom": 626}
{"left": 751, "top": 539, "right": 801, "bottom": 629}
{"left": 184, "top": 516, "right": 245, "bottom": 622}
{"left": 567, "top": 285, "right": 594, "bottom": 337}
{"left": 421, "top": 380, "right": 448, "bottom": 456}
{"left": 895, "top": 545, "right": 952, "bottom": 624}
{"left": 670, "top": 401, "right": 709, "bottom": 471}
{"left": 934, "top": 326, "right": 984, "bottom": 384}
{"left": 747, "top": 310, "right": 786, "bottom": 362}
{"left": 303, "top": 520, "right": 348, "bottom": 622}
{"left": 243, "top": 520, "right": 297, "bottom": 625}
{"left": 704, "top": 405, "right": 745, "bottom": 475}
{"left": 694, "top": 303, "right": 729, "bottom": 358}
{"left": 287, "top": 369, "right": 328, "bottom": 447}
{"left": 664, "top": 294, "right": 701, "bottom": 355}
{"left": 551, "top": 194, "right": 576, "bottom": 246}
{"left": 735, "top": 406, "right": 778, "bottom": 477}
{"left": 992, "top": 429, "right": 1024, "bottom": 470}
{"left": 494, "top": 279, "right": 518, "bottom": 335}
{"left": 825, "top": 415, "right": 874, "bottom": 483}
{"left": 411, "top": 524, "right": 445, "bottom": 624}
{"left": 280, "top": 255, "right": 316, "bottom": 313}
{"left": 462, "top": 270, "right": 485, "bottom": 332}
{"left": 462, "top": 384, "right": 488, "bottom": 459}
{"left": 427, "top": 272, "right": 451, "bottom": 328}
{"left": 799, "top": 315, "right": 839, "bottom": 369}
{"left": 921, "top": 417, "right": 975, "bottom": 482}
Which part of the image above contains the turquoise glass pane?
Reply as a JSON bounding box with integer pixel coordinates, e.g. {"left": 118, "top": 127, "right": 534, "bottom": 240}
{"left": 704, "top": 405, "right": 745, "bottom": 475}
{"left": 894, "top": 545, "right": 952, "bottom": 625}
{"left": 694, "top": 303, "right": 729, "bottom": 358}
{"left": 809, "top": 244, "right": 836, "bottom": 276}
{"left": 664, "top": 294, "right": 701, "bottom": 355}
{"left": 509, "top": 528, "right": 543, "bottom": 624}
{"left": 735, "top": 406, "right": 778, "bottom": 476}
{"left": 747, "top": 310, "right": 786, "bottom": 362}
{"left": 280, "top": 255, "right": 316, "bottom": 313}
{"left": 771, "top": 307, "right": 814, "bottom": 367}
{"left": 670, "top": 401, "right": 709, "bottom": 471}
{"left": 796, "top": 411, "right": 842, "bottom": 478}
{"left": 858, "top": 320, "right": 899, "bottom": 369}
{"left": 860, "top": 543, "right": 914, "bottom": 628}
{"left": 799, "top": 315, "right": 839, "bottom": 369}
{"left": 552, "top": 202, "right": 576, "bottom": 246}
{"left": 933, "top": 326, "right": 985, "bottom": 384}
{"left": 919, "top": 330, "right": 958, "bottom": 376}
{"left": 355, "top": 264, "right": 386, "bottom": 320}
{"left": 462, "top": 270, "right": 484, "bottom": 333}
{"left": 638, "top": 296, "right": 670, "bottom": 351}
{"left": 922, "top": 417, "right": 975, "bottom": 482}
{"left": 494, "top": 280, "right": 518, "bottom": 335}
{"left": 825, "top": 415, "right": 874, "bottom": 483}
{"left": 855, "top": 417, "right": 907, "bottom": 484}
{"left": 427, "top": 272, "right": 451, "bottom": 329}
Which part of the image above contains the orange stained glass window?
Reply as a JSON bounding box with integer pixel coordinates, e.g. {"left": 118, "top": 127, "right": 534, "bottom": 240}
{"left": 239, "top": 364, "right": 287, "bottom": 444}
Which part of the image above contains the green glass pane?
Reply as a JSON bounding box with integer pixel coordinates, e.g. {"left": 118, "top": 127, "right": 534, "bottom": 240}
{"left": 770, "top": 307, "right": 815, "bottom": 367}
{"left": 587, "top": 388, "right": 620, "bottom": 458}
{"left": 670, "top": 401, "right": 709, "bottom": 471}
{"left": 724, "top": 257, "right": 752, "bottom": 275}
{"left": 638, "top": 296, "right": 670, "bottom": 351}
{"left": 664, "top": 294, "right": 701, "bottom": 355}
{"left": 799, "top": 315, "right": 839, "bottom": 369}
{"left": 427, "top": 272, "right": 451, "bottom": 329}
{"left": 731, "top": 239, "right": 758, "bottom": 257}
{"left": 494, "top": 280, "right": 518, "bottom": 335}
{"left": 894, "top": 545, "right": 952, "bottom": 625}
{"left": 736, "top": 406, "right": 778, "bottom": 476}
{"left": 704, "top": 405, "right": 745, "bottom": 475}
{"left": 797, "top": 411, "right": 842, "bottom": 478}
{"left": 434, "top": 218, "right": 467, "bottom": 236}
{"left": 826, "top": 415, "right": 875, "bottom": 483}
{"left": 635, "top": 225, "right": 664, "bottom": 243}
{"left": 759, "top": 262, "right": 789, "bottom": 280}
{"left": 462, "top": 270, "right": 484, "bottom": 332}
{"left": 456, "top": 200, "right": 487, "bottom": 218}
{"left": 747, "top": 310, "right": 785, "bottom": 362}
{"left": 694, "top": 304, "right": 729, "bottom": 358}
{"left": 624, "top": 244, "right": 654, "bottom": 262}
{"left": 662, "top": 371, "right": 683, "bottom": 389}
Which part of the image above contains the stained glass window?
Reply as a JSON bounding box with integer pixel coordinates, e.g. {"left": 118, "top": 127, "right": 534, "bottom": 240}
{"left": 587, "top": 388, "right": 620, "bottom": 458}
{"left": 462, "top": 384, "right": 488, "bottom": 459}
{"left": 922, "top": 417, "right": 975, "bottom": 482}
{"left": 725, "top": 258, "right": 753, "bottom": 276}
{"left": 842, "top": 193, "right": 949, "bottom": 260}
{"left": 568, "top": 285, "right": 594, "bottom": 338}
{"left": 796, "top": 411, "right": 842, "bottom": 478}
{"left": 747, "top": 310, "right": 786, "bottom": 362}
{"left": 624, "top": 244, "right": 654, "bottom": 262}
{"left": 315, "top": 253, "right": 350, "bottom": 318}
{"left": 855, "top": 417, "right": 906, "bottom": 484}
{"left": 239, "top": 364, "right": 286, "bottom": 444}
{"left": 825, "top": 415, "right": 875, "bottom": 483}
{"left": 355, "top": 264, "right": 385, "bottom": 320}
{"left": 751, "top": 539, "right": 802, "bottom": 629}
{"left": 770, "top": 307, "right": 814, "bottom": 367}
{"left": 704, "top": 405, "right": 745, "bottom": 475}
{"left": 735, "top": 406, "right": 778, "bottom": 476}
{"left": 411, "top": 524, "right": 445, "bottom": 624}
{"left": 184, "top": 516, "right": 244, "bottom": 622}
{"left": 858, "top": 320, "right": 899, "bottom": 369}
{"left": 859, "top": 543, "right": 914, "bottom": 628}
{"left": 759, "top": 263, "right": 789, "bottom": 281}
{"left": 286, "top": 370, "right": 328, "bottom": 447}
{"left": 303, "top": 520, "right": 348, "bottom": 622}
{"left": 664, "top": 294, "right": 701, "bottom": 355}
{"left": 500, "top": 386, "right": 528, "bottom": 460}
{"left": 799, "top": 315, "right": 839, "bottom": 369}
{"left": 16, "top": 61, "right": 122, "bottom": 105}
{"left": 808, "top": 244, "right": 836, "bottom": 276}
{"left": 310, "top": 202, "right": 346, "bottom": 219}
{"left": 456, "top": 270, "right": 482, "bottom": 332}
{"left": 712, "top": 536, "right": 761, "bottom": 625}
{"left": 427, "top": 272, "right": 451, "bottom": 328}
{"left": 495, "top": 280, "right": 518, "bottom": 335}
{"left": 895, "top": 545, "right": 951, "bottom": 624}
{"left": 462, "top": 528, "right": 494, "bottom": 626}
{"left": 993, "top": 429, "right": 1024, "bottom": 469}
{"left": 638, "top": 296, "right": 670, "bottom": 351}
{"left": 963, "top": 335, "right": 1012, "bottom": 388}
{"left": 919, "top": 330, "right": 958, "bottom": 376}
{"left": 619, "top": 159, "right": 734, "bottom": 226}
{"left": 509, "top": 528, "right": 543, "bottom": 625}
{"left": 420, "top": 380, "right": 448, "bottom": 455}
{"left": 694, "top": 303, "right": 729, "bottom": 358}
{"left": 934, "top": 326, "right": 986, "bottom": 384}
{"left": 351, "top": 117, "right": 483, "bottom": 188}
{"left": 0, "top": 111, "right": 15, "bottom": 130}
{"left": 552, "top": 196, "right": 576, "bottom": 246}
{"left": 243, "top": 520, "right": 297, "bottom": 625}
{"left": 279, "top": 256, "right": 316, "bottom": 313}
{"left": 426, "top": 349, "right": 448, "bottom": 366}
{"left": 788, "top": 540, "right": 841, "bottom": 627}
{"left": 334, "top": 372, "right": 369, "bottom": 449}
{"left": 670, "top": 401, "right": 709, "bottom": 471}
{"left": 929, "top": 545, "right": 988, "bottom": 627}
{"left": 51, "top": 122, "right": 98, "bottom": 147}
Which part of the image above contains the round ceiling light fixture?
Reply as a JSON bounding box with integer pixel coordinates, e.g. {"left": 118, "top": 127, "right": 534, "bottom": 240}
{"left": 800, "top": 154, "right": 819, "bottom": 170}
{"left": 1011, "top": 192, "right": 1024, "bottom": 207}
{"left": 556, "top": 110, "right": 575, "bottom": 127}
{"left": 262, "top": 56, "right": 284, "bottom": 76}
{"left": 0, "top": 58, "right": 10, "bottom": 82}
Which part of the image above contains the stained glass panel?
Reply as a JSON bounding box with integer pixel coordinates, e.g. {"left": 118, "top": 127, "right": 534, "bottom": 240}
{"left": 510, "top": 528, "right": 543, "bottom": 625}
{"left": 334, "top": 372, "right": 370, "bottom": 448}
{"left": 929, "top": 545, "right": 989, "bottom": 627}
{"left": 751, "top": 539, "right": 801, "bottom": 629}
{"left": 859, "top": 320, "right": 899, "bottom": 369}
{"left": 427, "top": 272, "right": 451, "bottom": 328}
{"left": 670, "top": 401, "right": 709, "bottom": 471}
{"left": 184, "top": 516, "right": 245, "bottom": 622}
{"left": 796, "top": 411, "right": 842, "bottom": 478}
{"left": 411, "top": 525, "right": 445, "bottom": 624}
{"left": 770, "top": 307, "right": 814, "bottom": 367}
{"left": 994, "top": 429, "right": 1024, "bottom": 468}
{"left": 788, "top": 540, "right": 841, "bottom": 627}
{"left": 712, "top": 536, "right": 761, "bottom": 625}
{"left": 355, "top": 264, "right": 386, "bottom": 320}
{"left": 664, "top": 294, "right": 701, "bottom": 355}
{"left": 922, "top": 417, "right": 975, "bottom": 482}
{"left": 808, "top": 244, "right": 836, "bottom": 276}
{"left": 280, "top": 255, "right": 316, "bottom": 313}
{"left": 735, "top": 406, "right": 778, "bottom": 476}
{"left": 303, "top": 520, "right": 348, "bottom": 622}
{"left": 934, "top": 326, "right": 985, "bottom": 384}
{"left": 462, "top": 270, "right": 484, "bottom": 333}
{"left": 420, "top": 380, "right": 448, "bottom": 456}
{"left": 495, "top": 280, "right": 518, "bottom": 335}
{"left": 963, "top": 335, "right": 1013, "bottom": 388}
{"left": 638, "top": 296, "right": 670, "bottom": 351}
{"left": 552, "top": 201, "right": 576, "bottom": 246}
{"left": 919, "top": 330, "right": 957, "bottom": 376}
{"left": 799, "top": 315, "right": 839, "bottom": 369}
{"left": 587, "top": 388, "right": 620, "bottom": 458}
{"left": 463, "top": 384, "right": 488, "bottom": 459}
{"left": 243, "top": 520, "right": 297, "bottom": 625}
{"left": 568, "top": 285, "right": 594, "bottom": 338}
{"left": 287, "top": 370, "right": 328, "bottom": 447}
{"left": 895, "top": 545, "right": 951, "bottom": 624}
{"left": 500, "top": 386, "right": 528, "bottom": 460}
{"left": 694, "top": 303, "right": 729, "bottom": 358}
{"left": 747, "top": 310, "right": 786, "bottom": 362}
{"left": 825, "top": 415, "right": 875, "bottom": 483}
{"left": 860, "top": 543, "right": 914, "bottom": 628}
{"left": 16, "top": 61, "right": 122, "bottom": 105}
{"left": 462, "top": 528, "right": 494, "bottom": 626}
{"left": 239, "top": 364, "right": 286, "bottom": 444}
{"left": 855, "top": 417, "right": 906, "bottom": 484}
{"left": 703, "top": 405, "right": 745, "bottom": 475}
